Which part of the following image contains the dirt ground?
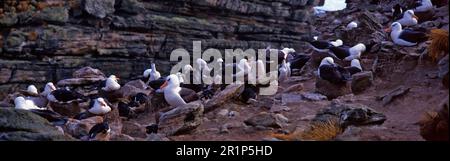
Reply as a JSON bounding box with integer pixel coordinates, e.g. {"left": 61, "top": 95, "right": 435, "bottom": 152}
{"left": 125, "top": 58, "right": 447, "bottom": 141}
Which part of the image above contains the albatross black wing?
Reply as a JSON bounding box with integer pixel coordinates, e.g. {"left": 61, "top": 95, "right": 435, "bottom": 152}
{"left": 88, "top": 122, "right": 110, "bottom": 139}
{"left": 337, "top": 66, "right": 352, "bottom": 81}
{"left": 118, "top": 101, "right": 131, "bottom": 118}
{"left": 319, "top": 65, "right": 348, "bottom": 85}
{"left": 131, "top": 93, "right": 150, "bottom": 104}
{"left": 146, "top": 124, "right": 158, "bottom": 134}
{"left": 392, "top": 4, "right": 405, "bottom": 21}
{"left": 239, "top": 84, "right": 258, "bottom": 104}
{"left": 329, "top": 46, "right": 350, "bottom": 60}
{"left": 345, "top": 66, "right": 363, "bottom": 75}
{"left": 179, "top": 87, "right": 199, "bottom": 103}
{"left": 289, "top": 54, "right": 311, "bottom": 70}
{"left": 51, "top": 89, "right": 87, "bottom": 103}
{"left": 30, "top": 109, "right": 68, "bottom": 126}
{"left": 147, "top": 78, "right": 166, "bottom": 90}
{"left": 399, "top": 30, "right": 428, "bottom": 44}
{"left": 97, "top": 80, "right": 107, "bottom": 90}
{"left": 309, "top": 40, "right": 333, "bottom": 50}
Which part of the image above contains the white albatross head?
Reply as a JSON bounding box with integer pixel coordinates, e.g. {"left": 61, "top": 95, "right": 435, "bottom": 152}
{"left": 320, "top": 57, "right": 335, "bottom": 66}
{"left": 143, "top": 69, "right": 152, "bottom": 78}
{"left": 14, "top": 97, "right": 27, "bottom": 109}
{"left": 89, "top": 97, "right": 111, "bottom": 115}
{"left": 41, "top": 82, "right": 57, "bottom": 96}
{"left": 176, "top": 72, "right": 184, "bottom": 84}
{"left": 330, "top": 39, "right": 344, "bottom": 47}
{"left": 184, "top": 64, "right": 193, "bottom": 72}
{"left": 385, "top": 22, "right": 403, "bottom": 34}
{"left": 404, "top": 10, "right": 419, "bottom": 21}
{"left": 351, "top": 59, "right": 363, "bottom": 70}
{"left": 103, "top": 75, "right": 121, "bottom": 91}
{"left": 27, "top": 85, "right": 38, "bottom": 95}
{"left": 160, "top": 74, "right": 181, "bottom": 91}
{"left": 281, "top": 48, "right": 295, "bottom": 55}
{"left": 346, "top": 21, "right": 358, "bottom": 30}
{"left": 14, "top": 96, "right": 42, "bottom": 110}
{"left": 238, "top": 59, "right": 251, "bottom": 71}
{"left": 346, "top": 43, "right": 366, "bottom": 61}
{"left": 151, "top": 63, "right": 157, "bottom": 70}
{"left": 352, "top": 43, "right": 366, "bottom": 53}
{"left": 217, "top": 58, "right": 224, "bottom": 63}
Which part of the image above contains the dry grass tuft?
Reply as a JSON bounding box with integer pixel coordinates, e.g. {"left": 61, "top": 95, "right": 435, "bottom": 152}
{"left": 428, "top": 29, "right": 449, "bottom": 62}
{"left": 271, "top": 119, "right": 344, "bottom": 141}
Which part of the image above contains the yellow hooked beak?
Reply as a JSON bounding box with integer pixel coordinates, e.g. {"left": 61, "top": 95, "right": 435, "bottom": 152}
{"left": 160, "top": 80, "right": 169, "bottom": 89}
{"left": 100, "top": 100, "right": 107, "bottom": 106}
{"left": 413, "top": 14, "right": 419, "bottom": 21}
{"left": 384, "top": 27, "right": 392, "bottom": 33}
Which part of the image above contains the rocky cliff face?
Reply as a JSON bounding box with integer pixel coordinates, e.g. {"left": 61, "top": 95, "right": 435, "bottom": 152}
{"left": 0, "top": 0, "right": 321, "bottom": 98}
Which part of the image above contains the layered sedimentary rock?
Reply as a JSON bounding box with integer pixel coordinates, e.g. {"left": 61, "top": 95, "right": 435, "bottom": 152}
{"left": 0, "top": 0, "right": 321, "bottom": 98}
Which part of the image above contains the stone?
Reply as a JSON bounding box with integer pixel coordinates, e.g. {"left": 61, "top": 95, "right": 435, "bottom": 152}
{"left": 244, "top": 112, "right": 283, "bottom": 128}
{"left": 426, "top": 72, "right": 439, "bottom": 79}
{"left": 63, "top": 117, "right": 104, "bottom": 138}
{"left": 122, "top": 121, "right": 146, "bottom": 138}
{"left": 281, "top": 93, "right": 303, "bottom": 105}
{"left": 83, "top": 0, "right": 115, "bottom": 19}
{"left": 299, "top": 114, "right": 315, "bottom": 121}
{"left": 334, "top": 126, "right": 388, "bottom": 141}
{"left": 285, "top": 76, "right": 312, "bottom": 83}
{"left": 158, "top": 101, "right": 204, "bottom": 136}
{"left": 206, "top": 128, "right": 220, "bottom": 133}
{"left": 351, "top": 71, "right": 373, "bottom": 94}
{"left": 219, "top": 125, "right": 230, "bottom": 134}
{"left": 315, "top": 79, "right": 352, "bottom": 100}
{"left": 418, "top": 97, "right": 449, "bottom": 141}
{"left": 118, "top": 0, "right": 144, "bottom": 14}
{"left": 270, "top": 105, "right": 290, "bottom": 113}
{"left": 381, "top": 41, "right": 394, "bottom": 49}
{"left": 124, "top": 80, "right": 148, "bottom": 90}
{"left": 311, "top": 51, "right": 333, "bottom": 65}
{"left": 10, "top": 70, "right": 48, "bottom": 83}
{"left": 301, "top": 92, "right": 327, "bottom": 101}
{"left": 378, "top": 86, "right": 410, "bottom": 106}
{"left": 37, "top": 7, "right": 69, "bottom": 23}
{"left": 146, "top": 133, "right": 170, "bottom": 141}
{"left": 104, "top": 105, "right": 123, "bottom": 136}
{"left": 0, "top": 13, "right": 18, "bottom": 27}
{"left": 217, "top": 109, "right": 229, "bottom": 118}
{"left": 313, "top": 101, "right": 387, "bottom": 128}
{"left": 57, "top": 77, "right": 105, "bottom": 87}
{"left": 0, "top": 68, "right": 12, "bottom": 84}
{"left": 115, "top": 83, "right": 150, "bottom": 101}
{"left": 110, "top": 134, "right": 136, "bottom": 141}
{"left": 73, "top": 66, "right": 106, "bottom": 78}
{"left": 49, "top": 101, "right": 90, "bottom": 118}
{"left": 0, "top": 108, "right": 76, "bottom": 141}
{"left": 222, "top": 121, "right": 242, "bottom": 132}
{"left": 438, "top": 55, "right": 449, "bottom": 79}
{"left": 282, "top": 83, "right": 304, "bottom": 93}
{"left": 4, "top": 30, "right": 26, "bottom": 52}
{"left": 204, "top": 84, "right": 244, "bottom": 113}
{"left": 275, "top": 114, "right": 289, "bottom": 125}
{"left": 150, "top": 92, "right": 169, "bottom": 112}
{"left": 228, "top": 111, "right": 239, "bottom": 118}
